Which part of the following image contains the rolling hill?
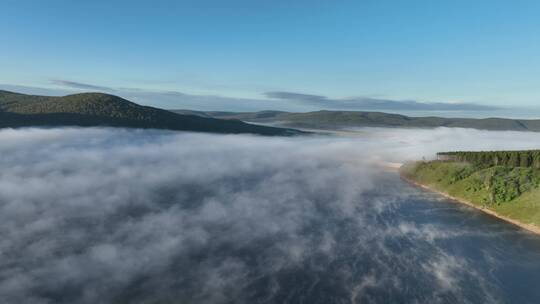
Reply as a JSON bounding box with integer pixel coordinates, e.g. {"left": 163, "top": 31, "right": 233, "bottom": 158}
{"left": 0, "top": 91, "right": 302, "bottom": 136}
{"left": 173, "top": 109, "right": 540, "bottom": 132}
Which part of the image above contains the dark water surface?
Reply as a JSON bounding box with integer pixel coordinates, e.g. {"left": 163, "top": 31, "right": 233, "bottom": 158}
{"left": 209, "top": 173, "right": 540, "bottom": 304}
{"left": 118, "top": 173, "right": 540, "bottom": 304}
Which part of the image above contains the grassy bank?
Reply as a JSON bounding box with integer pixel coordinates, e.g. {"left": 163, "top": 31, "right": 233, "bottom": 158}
{"left": 400, "top": 161, "right": 540, "bottom": 229}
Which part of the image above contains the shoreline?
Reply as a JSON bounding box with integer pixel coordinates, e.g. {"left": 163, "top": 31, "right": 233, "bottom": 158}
{"left": 399, "top": 173, "right": 540, "bottom": 236}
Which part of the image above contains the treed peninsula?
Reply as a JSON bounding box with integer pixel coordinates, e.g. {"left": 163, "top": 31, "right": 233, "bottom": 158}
{"left": 401, "top": 150, "right": 540, "bottom": 234}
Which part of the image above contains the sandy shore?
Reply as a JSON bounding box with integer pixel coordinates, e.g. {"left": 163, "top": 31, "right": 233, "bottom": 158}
{"left": 399, "top": 173, "right": 540, "bottom": 236}
{"left": 376, "top": 161, "right": 403, "bottom": 171}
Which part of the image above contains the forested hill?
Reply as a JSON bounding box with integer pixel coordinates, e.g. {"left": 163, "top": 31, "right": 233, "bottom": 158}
{"left": 0, "top": 91, "right": 302, "bottom": 136}
{"left": 173, "top": 109, "right": 540, "bottom": 132}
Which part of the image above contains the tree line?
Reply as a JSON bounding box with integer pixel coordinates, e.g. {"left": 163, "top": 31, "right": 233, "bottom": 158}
{"left": 437, "top": 150, "right": 540, "bottom": 168}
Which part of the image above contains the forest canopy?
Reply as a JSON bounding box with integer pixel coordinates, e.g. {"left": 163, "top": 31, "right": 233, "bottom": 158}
{"left": 437, "top": 150, "right": 540, "bottom": 168}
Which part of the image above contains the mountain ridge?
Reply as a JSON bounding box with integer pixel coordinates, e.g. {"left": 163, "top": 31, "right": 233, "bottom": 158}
{"left": 172, "top": 109, "right": 540, "bottom": 132}
{"left": 0, "top": 91, "right": 302, "bottom": 136}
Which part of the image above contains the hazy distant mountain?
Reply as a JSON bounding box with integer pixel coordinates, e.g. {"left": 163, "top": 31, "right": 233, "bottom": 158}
{"left": 173, "top": 109, "right": 540, "bottom": 132}
{"left": 0, "top": 91, "right": 302, "bottom": 136}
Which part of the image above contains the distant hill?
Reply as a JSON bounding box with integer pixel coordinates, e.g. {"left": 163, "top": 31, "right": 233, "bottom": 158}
{"left": 0, "top": 91, "right": 302, "bottom": 136}
{"left": 173, "top": 109, "right": 540, "bottom": 132}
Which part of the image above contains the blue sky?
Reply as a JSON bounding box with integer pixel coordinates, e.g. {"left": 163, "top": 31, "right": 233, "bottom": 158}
{"left": 2, "top": 0, "right": 540, "bottom": 113}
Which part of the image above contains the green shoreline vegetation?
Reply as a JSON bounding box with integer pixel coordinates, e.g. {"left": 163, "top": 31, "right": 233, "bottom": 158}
{"left": 400, "top": 152, "right": 540, "bottom": 228}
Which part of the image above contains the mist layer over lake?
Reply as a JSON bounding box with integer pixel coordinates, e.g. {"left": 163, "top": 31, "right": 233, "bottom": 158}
{"left": 2, "top": 127, "right": 540, "bottom": 303}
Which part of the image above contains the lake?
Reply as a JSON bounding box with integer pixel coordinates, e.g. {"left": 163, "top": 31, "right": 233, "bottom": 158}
{"left": 2, "top": 128, "right": 540, "bottom": 303}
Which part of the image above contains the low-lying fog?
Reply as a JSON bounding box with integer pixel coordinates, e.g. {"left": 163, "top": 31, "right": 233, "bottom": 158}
{"left": 3, "top": 127, "right": 540, "bottom": 304}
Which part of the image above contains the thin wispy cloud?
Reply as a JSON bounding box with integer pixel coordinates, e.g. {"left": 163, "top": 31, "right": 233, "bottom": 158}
{"left": 265, "top": 91, "right": 328, "bottom": 102}
{"left": 49, "top": 79, "right": 501, "bottom": 112}
{"left": 1, "top": 81, "right": 502, "bottom": 112}
{"left": 0, "top": 84, "right": 72, "bottom": 96}
{"left": 51, "top": 80, "right": 114, "bottom": 92}
{"left": 265, "top": 91, "right": 500, "bottom": 111}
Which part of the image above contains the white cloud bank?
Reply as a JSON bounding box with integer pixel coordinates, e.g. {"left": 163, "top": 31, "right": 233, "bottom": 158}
{"left": 1, "top": 127, "right": 540, "bottom": 303}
